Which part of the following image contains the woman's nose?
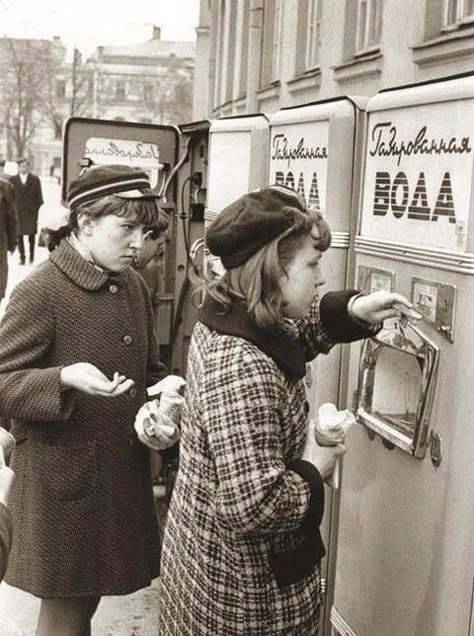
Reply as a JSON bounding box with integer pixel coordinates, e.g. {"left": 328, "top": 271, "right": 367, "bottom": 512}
{"left": 130, "top": 230, "right": 145, "bottom": 250}
{"left": 315, "top": 268, "right": 326, "bottom": 287}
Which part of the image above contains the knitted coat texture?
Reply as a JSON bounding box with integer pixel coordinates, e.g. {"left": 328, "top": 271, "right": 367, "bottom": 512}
{"left": 0, "top": 241, "right": 164, "bottom": 597}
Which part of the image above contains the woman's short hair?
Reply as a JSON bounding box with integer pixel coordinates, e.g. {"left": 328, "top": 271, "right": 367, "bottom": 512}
{"left": 46, "top": 195, "right": 168, "bottom": 252}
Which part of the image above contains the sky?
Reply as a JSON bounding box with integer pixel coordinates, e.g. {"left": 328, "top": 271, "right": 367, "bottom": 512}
{"left": 0, "top": 0, "right": 201, "bottom": 57}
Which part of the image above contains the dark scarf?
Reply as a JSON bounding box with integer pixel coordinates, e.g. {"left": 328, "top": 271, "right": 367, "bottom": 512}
{"left": 198, "top": 297, "right": 307, "bottom": 379}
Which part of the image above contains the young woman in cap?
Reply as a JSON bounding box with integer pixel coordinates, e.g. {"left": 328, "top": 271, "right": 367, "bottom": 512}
{"left": 159, "top": 185, "right": 420, "bottom": 635}
{"left": 0, "top": 165, "right": 172, "bottom": 635}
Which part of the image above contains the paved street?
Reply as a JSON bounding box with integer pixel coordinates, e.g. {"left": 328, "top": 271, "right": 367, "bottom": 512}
{"left": 0, "top": 178, "right": 162, "bottom": 634}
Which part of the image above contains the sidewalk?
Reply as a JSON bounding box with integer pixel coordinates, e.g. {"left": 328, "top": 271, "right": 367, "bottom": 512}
{"left": 0, "top": 579, "right": 160, "bottom": 635}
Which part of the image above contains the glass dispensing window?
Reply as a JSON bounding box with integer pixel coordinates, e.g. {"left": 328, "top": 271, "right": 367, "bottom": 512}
{"left": 356, "top": 318, "right": 440, "bottom": 457}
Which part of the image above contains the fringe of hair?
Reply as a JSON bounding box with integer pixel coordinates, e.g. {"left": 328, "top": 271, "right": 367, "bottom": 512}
{"left": 46, "top": 195, "right": 168, "bottom": 252}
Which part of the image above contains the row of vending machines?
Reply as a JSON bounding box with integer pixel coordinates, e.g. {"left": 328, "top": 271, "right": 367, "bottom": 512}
{"left": 61, "top": 71, "right": 474, "bottom": 636}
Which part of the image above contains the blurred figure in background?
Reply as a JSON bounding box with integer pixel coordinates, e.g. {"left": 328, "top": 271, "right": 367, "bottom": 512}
{"left": 0, "top": 159, "right": 16, "bottom": 306}
{"left": 11, "top": 158, "right": 43, "bottom": 265}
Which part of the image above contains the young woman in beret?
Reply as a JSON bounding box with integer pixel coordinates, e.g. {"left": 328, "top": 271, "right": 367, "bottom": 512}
{"left": 0, "top": 165, "right": 172, "bottom": 635}
{"left": 159, "top": 185, "right": 420, "bottom": 635}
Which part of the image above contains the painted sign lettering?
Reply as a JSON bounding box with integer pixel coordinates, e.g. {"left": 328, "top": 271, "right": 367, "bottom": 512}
{"left": 85, "top": 138, "right": 161, "bottom": 167}
{"left": 360, "top": 99, "right": 473, "bottom": 252}
{"left": 269, "top": 120, "right": 329, "bottom": 214}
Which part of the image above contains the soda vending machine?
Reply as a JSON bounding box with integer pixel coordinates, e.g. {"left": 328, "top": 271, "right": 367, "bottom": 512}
{"left": 332, "top": 74, "right": 474, "bottom": 636}
{"left": 267, "top": 97, "right": 367, "bottom": 634}
{"left": 205, "top": 114, "right": 269, "bottom": 275}
{"left": 62, "top": 117, "right": 180, "bottom": 356}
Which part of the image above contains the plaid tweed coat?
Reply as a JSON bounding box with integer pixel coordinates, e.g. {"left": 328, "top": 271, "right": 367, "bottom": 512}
{"left": 0, "top": 241, "right": 164, "bottom": 597}
{"left": 159, "top": 292, "right": 375, "bottom": 636}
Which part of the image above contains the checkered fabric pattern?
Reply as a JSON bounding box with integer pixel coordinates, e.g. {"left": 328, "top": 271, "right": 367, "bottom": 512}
{"left": 159, "top": 301, "right": 337, "bottom": 635}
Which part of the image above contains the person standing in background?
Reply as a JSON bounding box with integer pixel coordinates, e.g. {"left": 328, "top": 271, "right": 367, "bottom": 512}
{"left": 11, "top": 158, "right": 43, "bottom": 265}
{"left": 0, "top": 159, "right": 16, "bottom": 304}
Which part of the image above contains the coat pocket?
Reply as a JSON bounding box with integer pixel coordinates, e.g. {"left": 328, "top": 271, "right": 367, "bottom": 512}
{"left": 37, "top": 441, "right": 98, "bottom": 502}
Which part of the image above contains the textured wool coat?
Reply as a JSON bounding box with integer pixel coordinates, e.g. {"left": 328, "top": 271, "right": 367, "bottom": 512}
{"left": 159, "top": 293, "right": 377, "bottom": 636}
{"left": 0, "top": 503, "right": 12, "bottom": 581}
{"left": 0, "top": 241, "right": 164, "bottom": 597}
{"left": 0, "top": 175, "right": 16, "bottom": 300}
{"left": 11, "top": 173, "right": 43, "bottom": 236}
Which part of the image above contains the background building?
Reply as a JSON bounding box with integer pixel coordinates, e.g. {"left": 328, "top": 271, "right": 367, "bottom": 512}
{"left": 193, "top": 0, "right": 474, "bottom": 119}
{"left": 0, "top": 26, "right": 195, "bottom": 176}
{"left": 87, "top": 26, "right": 194, "bottom": 125}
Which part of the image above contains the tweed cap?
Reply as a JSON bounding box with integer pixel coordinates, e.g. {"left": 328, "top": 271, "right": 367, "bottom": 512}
{"left": 68, "top": 164, "right": 159, "bottom": 211}
{"left": 206, "top": 185, "right": 309, "bottom": 269}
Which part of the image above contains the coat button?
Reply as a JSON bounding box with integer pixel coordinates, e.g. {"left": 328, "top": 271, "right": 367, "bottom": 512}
{"left": 129, "top": 387, "right": 137, "bottom": 398}
{"left": 109, "top": 284, "right": 118, "bottom": 294}
{"left": 123, "top": 335, "right": 133, "bottom": 345}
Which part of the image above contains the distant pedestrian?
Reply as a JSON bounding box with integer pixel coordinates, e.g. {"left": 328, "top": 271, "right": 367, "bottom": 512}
{"left": 0, "top": 165, "right": 169, "bottom": 635}
{"left": 11, "top": 157, "right": 43, "bottom": 264}
{"left": 0, "top": 159, "right": 16, "bottom": 303}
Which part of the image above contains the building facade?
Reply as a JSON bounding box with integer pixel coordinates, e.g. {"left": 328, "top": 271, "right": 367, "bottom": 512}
{"left": 193, "top": 0, "right": 474, "bottom": 119}
{"left": 0, "top": 27, "right": 195, "bottom": 177}
{"left": 87, "top": 26, "right": 195, "bottom": 126}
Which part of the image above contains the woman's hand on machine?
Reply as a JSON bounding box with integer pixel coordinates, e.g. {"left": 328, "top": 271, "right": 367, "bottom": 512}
{"left": 349, "top": 291, "right": 422, "bottom": 325}
{"left": 60, "top": 363, "right": 135, "bottom": 397}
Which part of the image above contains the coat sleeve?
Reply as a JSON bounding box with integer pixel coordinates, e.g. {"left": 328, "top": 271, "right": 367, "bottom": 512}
{"left": 136, "top": 274, "right": 167, "bottom": 387}
{"left": 35, "top": 176, "right": 44, "bottom": 209}
{"left": 0, "top": 182, "right": 16, "bottom": 251}
{"left": 0, "top": 276, "right": 76, "bottom": 423}
{"left": 0, "top": 503, "right": 12, "bottom": 581}
{"left": 204, "top": 343, "right": 323, "bottom": 539}
{"left": 295, "top": 290, "right": 381, "bottom": 361}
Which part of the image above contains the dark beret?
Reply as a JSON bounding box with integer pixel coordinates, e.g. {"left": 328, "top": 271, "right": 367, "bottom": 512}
{"left": 68, "top": 164, "right": 159, "bottom": 211}
{"left": 206, "top": 185, "right": 309, "bottom": 269}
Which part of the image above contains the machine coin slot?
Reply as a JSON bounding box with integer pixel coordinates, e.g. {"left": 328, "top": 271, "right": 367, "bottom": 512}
{"left": 356, "top": 319, "right": 440, "bottom": 457}
{"left": 411, "top": 278, "right": 457, "bottom": 343}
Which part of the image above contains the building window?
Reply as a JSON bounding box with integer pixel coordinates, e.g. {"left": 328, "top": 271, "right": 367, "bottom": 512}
{"left": 356, "top": 0, "right": 383, "bottom": 54}
{"left": 56, "top": 80, "right": 66, "bottom": 98}
{"left": 238, "top": 0, "right": 250, "bottom": 97}
{"left": 443, "top": 0, "right": 474, "bottom": 27}
{"left": 305, "top": 0, "right": 322, "bottom": 68}
{"left": 296, "top": 0, "right": 322, "bottom": 74}
{"left": 115, "top": 81, "right": 126, "bottom": 100}
{"left": 261, "top": 0, "right": 284, "bottom": 87}
{"left": 144, "top": 82, "right": 154, "bottom": 103}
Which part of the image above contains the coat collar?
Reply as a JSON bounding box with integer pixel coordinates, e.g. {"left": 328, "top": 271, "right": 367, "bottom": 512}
{"left": 198, "top": 298, "right": 306, "bottom": 379}
{"left": 50, "top": 240, "right": 120, "bottom": 290}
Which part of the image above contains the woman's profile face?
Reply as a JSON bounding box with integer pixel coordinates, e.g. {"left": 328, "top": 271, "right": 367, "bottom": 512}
{"left": 279, "top": 229, "right": 326, "bottom": 319}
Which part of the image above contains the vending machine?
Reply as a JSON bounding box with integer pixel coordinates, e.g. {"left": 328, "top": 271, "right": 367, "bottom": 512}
{"left": 205, "top": 114, "right": 269, "bottom": 275}
{"left": 267, "top": 97, "right": 367, "bottom": 634}
{"left": 170, "top": 119, "right": 210, "bottom": 376}
{"left": 332, "top": 74, "right": 474, "bottom": 636}
{"left": 62, "top": 117, "right": 180, "bottom": 356}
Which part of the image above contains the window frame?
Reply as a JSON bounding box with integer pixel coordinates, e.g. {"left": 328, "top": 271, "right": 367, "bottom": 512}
{"left": 270, "top": 0, "right": 284, "bottom": 82}
{"left": 442, "top": 0, "right": 474, "bottom": 29}
{"left": 304, "top": 0, "right": 322, "bottom": 70}
{"left": 355, "top": 0, "right": 383, "bottom": 55}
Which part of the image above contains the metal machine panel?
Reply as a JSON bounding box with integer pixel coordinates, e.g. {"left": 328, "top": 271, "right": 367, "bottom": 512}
{"left": 334, "top": 74, "right": 474, "bottom": 636}
{"left": 62, "top": 117, "right": 180, "bottom": 348}
{"left": 268, "top": 97, "right": 367, "bottom": 636}
{"left": 205, "top": 114, "right": 269, "bottom": 276}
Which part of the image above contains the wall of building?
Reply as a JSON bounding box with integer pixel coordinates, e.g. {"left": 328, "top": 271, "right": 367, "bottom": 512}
{"left": 193, "top": 0, "right": 474, "bottom": 120}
